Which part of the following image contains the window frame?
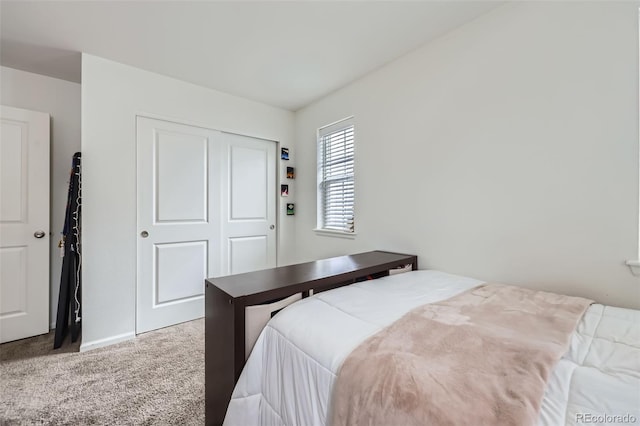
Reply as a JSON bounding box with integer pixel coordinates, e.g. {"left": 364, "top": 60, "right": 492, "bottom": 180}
{"left": 626, "top": 8, "right": 640, "bottom": 275}
{"left": 315, "top": 117, "right": 356, "bottom": 237}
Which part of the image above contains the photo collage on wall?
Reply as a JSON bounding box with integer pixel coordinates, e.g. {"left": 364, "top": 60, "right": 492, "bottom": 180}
{"left": 281, "top": 147, "right": 294, "bottom": 215}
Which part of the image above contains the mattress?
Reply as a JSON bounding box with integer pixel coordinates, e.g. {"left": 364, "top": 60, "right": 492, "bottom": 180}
{"left": 224, "top": 270, "right": 640, "bottom": 426}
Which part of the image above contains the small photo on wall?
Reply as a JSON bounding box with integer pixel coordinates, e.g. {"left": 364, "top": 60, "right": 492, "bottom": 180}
{"left": 287, "top": 203, "right": 295, "bottom": 215}
{"left": 281, "top": 147, "right": 289, "bottom": 160}
{"left": 286, "top": 167, "right": 295, "bottom": 179}
{"left": 281, "top": 184, "right": 289, "bottom": 197}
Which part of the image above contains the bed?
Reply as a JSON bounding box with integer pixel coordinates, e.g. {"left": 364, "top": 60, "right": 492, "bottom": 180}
{"left": 223, "top": 270, "right": 640, "bottom": 426}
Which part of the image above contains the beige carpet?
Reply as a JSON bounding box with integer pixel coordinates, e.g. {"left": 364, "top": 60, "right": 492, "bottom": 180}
{"left": 0, "top": 319, "right": 204, "bottom": 425}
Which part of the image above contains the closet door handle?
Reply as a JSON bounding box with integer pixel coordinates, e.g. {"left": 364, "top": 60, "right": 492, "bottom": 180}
{"left": 34, "top": 230, "right": 46, "bottom": 239}
{"left": 140, "top": 231, "right": 149, "bottom": 238}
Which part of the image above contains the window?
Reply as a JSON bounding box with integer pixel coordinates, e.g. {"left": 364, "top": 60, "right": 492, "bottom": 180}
{"left": 317, "top": 117, "right": 355, "bottom": 234}
{"left": 627, "top": 8, "right": 640, "bottom": 274}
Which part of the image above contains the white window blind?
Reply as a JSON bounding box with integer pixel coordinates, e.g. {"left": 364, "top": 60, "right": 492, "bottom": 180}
{"left": 318, "top": 119, "right": 355, "bottom": 233}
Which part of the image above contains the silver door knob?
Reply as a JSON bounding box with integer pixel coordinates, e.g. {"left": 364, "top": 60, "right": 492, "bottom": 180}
{"left": 140, "top": 231, "right": 149, "bottom": 238}
{"left": 269, "top": 225, "right": 275, "bottom": 230}
{"left": 34, "top": 230, "right": 46, "bottom": 239}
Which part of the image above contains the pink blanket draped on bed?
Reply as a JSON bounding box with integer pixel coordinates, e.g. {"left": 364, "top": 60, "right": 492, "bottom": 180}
{"left": 330, "top": 283, "right": 593, "bottom": 426}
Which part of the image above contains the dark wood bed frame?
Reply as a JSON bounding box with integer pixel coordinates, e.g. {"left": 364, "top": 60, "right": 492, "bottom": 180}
{"left": 204, "top": 250, "right": 418, "bottom": 426}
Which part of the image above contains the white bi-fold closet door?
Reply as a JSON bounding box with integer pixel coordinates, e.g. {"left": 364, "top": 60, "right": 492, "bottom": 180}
{"left": 136, "top": 117, "right": 276, "bottom": 334}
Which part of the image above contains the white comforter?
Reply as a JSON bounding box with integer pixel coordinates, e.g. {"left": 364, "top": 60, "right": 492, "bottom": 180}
{"left": 225, "top": 271, "right": 640, "bottom": 426}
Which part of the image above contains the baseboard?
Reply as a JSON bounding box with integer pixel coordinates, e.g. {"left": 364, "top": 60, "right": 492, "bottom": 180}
{"left": 79, "top": 331, "right": 135, "bottom": 352}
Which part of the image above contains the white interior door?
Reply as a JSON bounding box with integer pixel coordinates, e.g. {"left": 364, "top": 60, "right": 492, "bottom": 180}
{"left": 219, "top": 132, "right": 276, "bottom": 275}
{"left": 136, "top": 117, "right": 276, "bottom": 334}
{"left": 0, "top": 105, "right": 50, "bottom": 343}
{"left": 137, "top": 117, "right": 219, "bottom": 334}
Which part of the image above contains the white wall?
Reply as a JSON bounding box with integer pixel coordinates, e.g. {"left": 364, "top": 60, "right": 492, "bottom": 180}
{"left": 81, "top": 54, "right": 295, "bottom": 350}
{"left": 294, "top": 2, "right": 640, "bottom": 309}
{"left": 1, "top": 66, "right": 81, "bottom": 329}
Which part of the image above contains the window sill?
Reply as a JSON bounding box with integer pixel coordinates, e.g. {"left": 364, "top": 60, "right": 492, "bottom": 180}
{"left": 314, "top": 228, "right": 357, "bottom": 239}
{"left": 625, "top": 260, "right": 640, "bottom": 276}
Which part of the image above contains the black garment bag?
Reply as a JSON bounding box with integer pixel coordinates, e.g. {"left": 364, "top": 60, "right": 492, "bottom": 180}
{"left": 54, "top": 152, "right": 81, "bottom": 349}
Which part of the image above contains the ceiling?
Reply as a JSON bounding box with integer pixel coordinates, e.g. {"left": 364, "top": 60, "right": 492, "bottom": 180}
{"left": 0, "top": 1, "right": 501, "bottom": 111}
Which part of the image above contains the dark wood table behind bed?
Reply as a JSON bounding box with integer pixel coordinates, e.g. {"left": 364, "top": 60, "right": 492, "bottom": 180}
{"left": 205, "top": 250, "right": 418, "bottom": 426}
